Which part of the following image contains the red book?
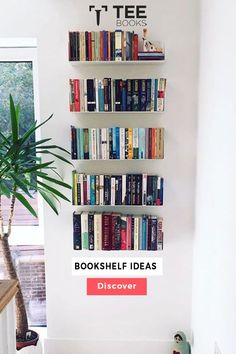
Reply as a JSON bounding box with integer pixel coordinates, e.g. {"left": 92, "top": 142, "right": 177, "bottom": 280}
{"left": 88, "top": 32, "right": 92, "bottom": 61}
{"left": 100, "top": 31, "right": 103, "bottom": 61}
{"left": 133, "top": 34, "right": 138, "bottom": 61}
{"left": 73, "top": 79, "right": 80, "bottom": 112}
{"left": 158, "top": 91, "right": 165, "bottom": 98}
{"left": 111, "top": 214, "right": 117, "bottom": 250}
{"left": 107, "top": 31, "right": 111, "bottom": 61}
{"left": 127, "top": 216, "right": 132, "bottom": 250}
{"left": 102, "top": 214, "right": 111, "bottom": 250}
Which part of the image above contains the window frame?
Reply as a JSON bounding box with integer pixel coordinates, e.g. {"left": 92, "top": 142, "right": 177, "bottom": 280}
{"left": 0, "top": 38, "right": 44, "bottom": 245}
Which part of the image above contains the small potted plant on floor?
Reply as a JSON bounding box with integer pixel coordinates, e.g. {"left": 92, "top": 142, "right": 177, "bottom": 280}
{"left": 0, "top": 95, "right": 72, "bottom": 350}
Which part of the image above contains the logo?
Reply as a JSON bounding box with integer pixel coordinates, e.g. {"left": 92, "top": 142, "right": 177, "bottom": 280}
{"left": 89, "top": 5, "right": 147, "bottom": 27}
{"left": 89, "top": 5, "right": 108, "bottom": 26}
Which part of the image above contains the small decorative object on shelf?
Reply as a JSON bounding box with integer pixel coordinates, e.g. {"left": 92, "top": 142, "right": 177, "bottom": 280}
{"left": 68, "top": 29, "right": 165, "bottom": 62}
{"left": 69, "top": 78, "right": 166, "bottom": 112}
{"left": 139, "top": 28, "right": 165, "bottom": 61}
{"left": 71, "top": 127, "right": 164, "bottom": 160}
{"left": 73, "top": 211, "right": 163, "bottom": 251}
{"left": 72, "top": 172, "right": 164, "bottom": 206}
{"left": 172, "top": 331, "right": 191, "bottom": 354}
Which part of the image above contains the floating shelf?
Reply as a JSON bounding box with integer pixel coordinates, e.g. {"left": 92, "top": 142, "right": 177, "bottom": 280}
{"left": 71, "top": 111, "right": 164, "bottom": 114}
{"left": 73, "top": 159, "right": 163, "bottom": 161}
{"left": 73, "top": 205, "right": 163, "bottom": 207}
{"left": 70, "top": 60, "right": 165, "bottom": 65}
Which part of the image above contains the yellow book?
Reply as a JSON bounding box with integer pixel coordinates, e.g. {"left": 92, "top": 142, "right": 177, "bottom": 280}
{"left": 128, "top": 128, "right": 133, "bottom": 160}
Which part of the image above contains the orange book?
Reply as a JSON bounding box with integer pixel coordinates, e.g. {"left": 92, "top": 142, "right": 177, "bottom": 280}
{"left": 128, "top": 128, "right": 133, "bottom": 160}
{"left": 151, "top": 128, "right": 156, "bottom": 159}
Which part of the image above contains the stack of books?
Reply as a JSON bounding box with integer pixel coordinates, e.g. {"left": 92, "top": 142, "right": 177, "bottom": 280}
{"left": 71, "top": 127, "right": 164, "bottom": 160}
{"left": 138, "top": 51, "right": 165, "bottom": 61}
{"left": 69, "top": 78, "right": 167, "bottom": 112}
{"left": 73, "top": 211, "right": 163, "bottom": 251}
{"left": 72, "top": 172, "right": 164, "bottom": 206}
{"left": 68, "top": 30, "right": 165, "bottom": 62}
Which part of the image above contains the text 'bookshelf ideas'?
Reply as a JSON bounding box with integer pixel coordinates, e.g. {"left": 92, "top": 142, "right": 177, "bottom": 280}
{"left": 69, "top": 28, "right": 166, "bottom": 251}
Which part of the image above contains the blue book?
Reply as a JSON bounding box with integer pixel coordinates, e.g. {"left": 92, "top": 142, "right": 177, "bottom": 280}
{"left": 142, "top": 217, "right": 147, "bottom": 250}
{"left": 73, "top": 212, "right": 82, "bottom": 250}
{"left": 139, "top": 217, "right": 143, "bottom": 250}
{"left": 90, "top": 175, "right": 96, "bottom": 205}
{"left": 160, "top": 177, "right": 164, "bottom": 205}
{"left": 138, "top": 128, "right": 146, "bottom": 159}
{"left": 154, "top": 79, "right": 158, "bottom": 111}
{"left": 98, "top": 80, "right": 104, "bottom": 112}
{"left": 151, "top": 217, "right": 158, "bottom": 251}
{"left": 103, "top": 31, "right": 108, "bottom": 61}
{"left": 112, "top": 127, "right": 116, "bottom": 159}
{"left": 121, "top": 80, "right": 127, "bottom": 111}
{"left": 126, "top": 32, "right": 132, "bottom": 61}
{"left": 116, "top": 127, "right": 120, "bottom": 159}
{"left": 146, "top": 79, "right": 152, "bottom": 111}
{"left": 139, "top": 79, "right": 146, "bottom": 111}
{"left": 79, "top": 128, "right": 84, "bottom": 160}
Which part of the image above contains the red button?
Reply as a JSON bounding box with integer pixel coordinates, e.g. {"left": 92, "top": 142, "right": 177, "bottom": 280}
{"left": 87, "top": 278, "right": 147, "bottom": 296}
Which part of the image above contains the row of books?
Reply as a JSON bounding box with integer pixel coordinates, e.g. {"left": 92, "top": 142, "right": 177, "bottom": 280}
{"left": 68, "top": 30, "right": 165, "bottom": 62}
{"left": 71, "top": 127, "right": 164, "bottom": 160}
{"left": 69, "top": 78, "right": 167, "bottom": 112}
{"left": 73, "top": 211, "right": 164, "bottom": 251}
{"left": 72, "top": 172, "right": 164, "bottom": 206}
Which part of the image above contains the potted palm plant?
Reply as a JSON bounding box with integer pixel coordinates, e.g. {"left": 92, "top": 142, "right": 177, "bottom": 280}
{"left": 0, "top": 95, "right": 72, "bottom": 350}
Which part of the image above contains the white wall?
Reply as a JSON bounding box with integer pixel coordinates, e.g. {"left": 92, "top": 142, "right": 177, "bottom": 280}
{"left": 192, "top": 0, "right": 236, "bottom": 354}
{"left": 0, "top": 1, "right": 199, "bottom": 353}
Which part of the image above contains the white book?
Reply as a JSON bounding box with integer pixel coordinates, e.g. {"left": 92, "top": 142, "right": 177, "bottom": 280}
{"left": 101, "top": 128, "right": 107, "bottom": 160}
{"left": 94, "top": 213, "right": 102, "bottom": 250}
{"left": 81, "top": 212, "right": 89, "bottom": 249}
{"left": 122, "top": 174, "right": 126, "bottom": 205}
{"left": 120, "top": 128, "right": 125, "bottom": 160}
{"left": 133, "top": 128, "right": 139, "bottom": 158}
{"left": 142, "top": 173, "right": 147, "bottom": 205}
{"left": 96, "top": 128, "right": 100, "bottom": 160}
{"left": 99, "top": 175, "right": 104, "bottom": 205}
{"left": 111, "top": 177, "right": 116, "bottom": 205}
{"left": 91, "top": 128, "right": 97, "bottom": 160}
{"left": 115, "top": 31, "right": 122, "bottom": 61}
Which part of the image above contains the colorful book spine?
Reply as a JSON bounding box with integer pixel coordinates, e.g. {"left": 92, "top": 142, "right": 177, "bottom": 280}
{"left": 72, "top": 172, "right": 163, "bottom": 206}
{"left": 69, "top": 78, "right": 166, "bottom": 112}
{"left": 71, "top": 127, "right": 164, "bottom": 160}
{"left": 73, "top": 212, "right": 163, "bottom": 251}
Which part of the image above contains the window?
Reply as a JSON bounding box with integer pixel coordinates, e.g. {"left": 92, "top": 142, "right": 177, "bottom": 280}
{"left": 0, "top": 39, "right": 46, "bottom": 327}
{"left": 0, "top": 61, "right": 38, "bottom": 227}
{"left": 0, "top": 39, "right": 44, "bottom": 245}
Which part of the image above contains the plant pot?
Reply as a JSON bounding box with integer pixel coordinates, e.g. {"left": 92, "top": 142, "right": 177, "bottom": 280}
{"left": 16, "top": 330, "right": 40, "bottom": 351}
